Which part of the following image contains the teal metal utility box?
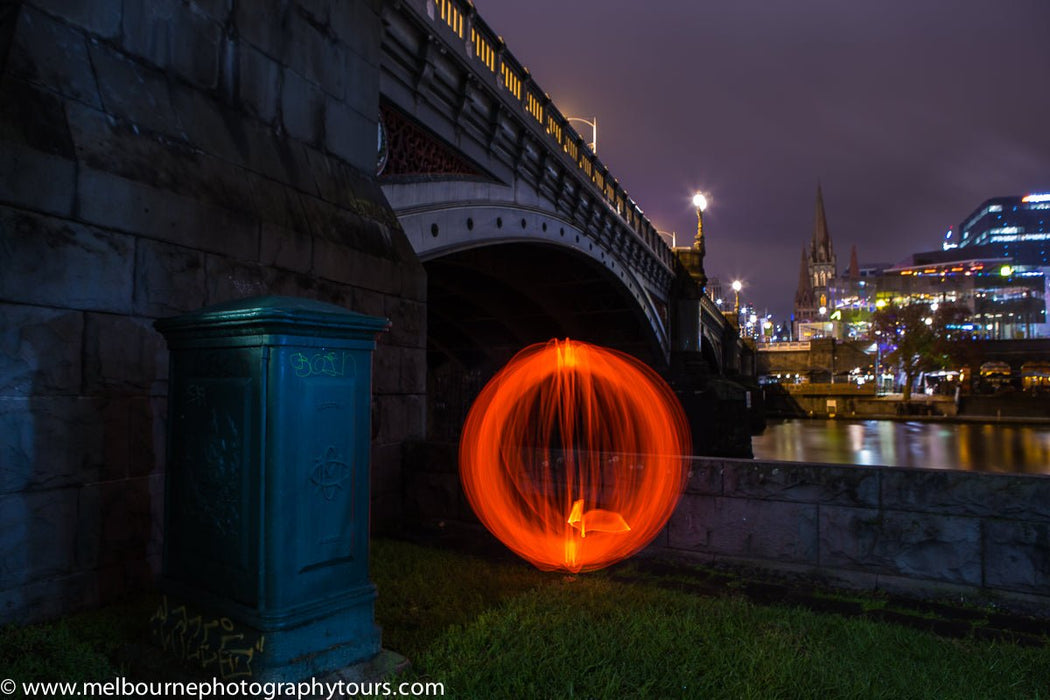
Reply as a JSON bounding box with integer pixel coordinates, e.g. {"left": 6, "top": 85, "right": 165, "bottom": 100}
{"left": 153, "top": 296, "right": 389, "bottom": 681}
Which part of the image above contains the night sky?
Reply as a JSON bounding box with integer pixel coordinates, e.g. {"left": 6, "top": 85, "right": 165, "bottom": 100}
{"left": 475, "top": 0, "right": 1050, "bottom": 319}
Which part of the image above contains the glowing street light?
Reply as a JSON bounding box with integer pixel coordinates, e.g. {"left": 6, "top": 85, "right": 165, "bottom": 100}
{"left": 731, "top": 279, "right": 742, "bottom": 315}
{"left": 691, "top": 192, "right": 708, "bottom": 250}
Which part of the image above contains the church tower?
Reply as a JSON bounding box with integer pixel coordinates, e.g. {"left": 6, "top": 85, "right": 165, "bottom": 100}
{"left": 793, "top": 184, "right": 838, "bottom": 334}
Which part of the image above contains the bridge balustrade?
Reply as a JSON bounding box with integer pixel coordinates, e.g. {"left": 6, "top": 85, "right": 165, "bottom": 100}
{"left": 419, "top": 0, "right": 673, "bottom": 273}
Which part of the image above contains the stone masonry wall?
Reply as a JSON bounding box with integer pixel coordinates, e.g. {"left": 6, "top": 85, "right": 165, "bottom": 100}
{"left": 658, "top": 458, "right": 1050, "bottom": 614}
{"left": 0, "top": 0, "right": 426, "bottom": 624}
{"left": 404, "top": 445, "right": 1050, "bottom": 613}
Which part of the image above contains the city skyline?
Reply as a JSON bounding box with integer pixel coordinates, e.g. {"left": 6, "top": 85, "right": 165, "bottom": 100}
{"left": 476, "top": 0, "right": 1050, "bottom": 319}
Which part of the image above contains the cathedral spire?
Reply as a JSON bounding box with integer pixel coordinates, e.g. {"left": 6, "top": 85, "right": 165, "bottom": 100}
{"left": 812, "top": 183, "right": 833, "bottom": 263}
{"left": 848, "top": 244, "right": 860, "bottom": 279}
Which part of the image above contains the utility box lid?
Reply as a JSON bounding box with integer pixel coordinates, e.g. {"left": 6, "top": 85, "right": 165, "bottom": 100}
{"left": 155, "top": 295, "right": 390, "bottom": 344}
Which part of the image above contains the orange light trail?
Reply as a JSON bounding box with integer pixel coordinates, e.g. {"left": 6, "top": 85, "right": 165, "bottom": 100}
{"left": 459, "top": 339, "right": 691, "bottom": 573}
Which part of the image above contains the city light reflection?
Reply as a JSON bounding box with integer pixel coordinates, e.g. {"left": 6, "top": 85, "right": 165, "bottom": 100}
{"left": 753, "top": 420, "right": 1050, "bottom": 474}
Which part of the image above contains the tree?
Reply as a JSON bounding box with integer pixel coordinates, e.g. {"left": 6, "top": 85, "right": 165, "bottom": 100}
{"left": 871, "top": 302, "right": 968, "bottom": 402}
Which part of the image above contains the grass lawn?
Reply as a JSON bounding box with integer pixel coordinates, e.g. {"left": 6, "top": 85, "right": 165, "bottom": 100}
{"left": 373, "top": 539, "right": 1050, "bottom": 699}
{"left": 2, "top": 538, "right": 1048, "bottom": 699}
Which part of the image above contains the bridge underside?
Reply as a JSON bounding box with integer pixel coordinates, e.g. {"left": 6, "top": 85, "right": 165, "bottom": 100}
{"left": 425, "top": 242, "right": 662, "bottom": 440}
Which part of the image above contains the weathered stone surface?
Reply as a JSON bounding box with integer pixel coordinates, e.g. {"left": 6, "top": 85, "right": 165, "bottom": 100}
{"left": 375, "top": 393, "right": 425, "bottom": 444}
{"left": 78, "top": 167, "right": 258, "bottom": 259}
{"left": 0, "top": 488, "right": 78, "bottom": 589}
{"left": 983, "top": 520, "right": 1050, "bottom": 594}
{"left": 331, "top": 0, "right": 381, "bottom": 64}
{"left": 192, "top": 0, "right": 231, "bottom": 23}
{"left": 725, "top": 460, "right": 879, "bottom": 507}
{"left": 0, "top": 140, "right": 76, "bottom": 216}
{"left": 281, "top": 67, "right": 326, "bottom": 146}
{"left": 0, "top": 208, "right": 134, "bottom": 312}
{"left": 77, "top": 478, "right": 153, "bottom": 570}
{"left": 314, "top": 226, "right": 395, "bottom": 287}
{"left": 0, "top": 569, "right": 100, "bottom": 626}
{"left": 304, "top": 147, "right": 395, "bottom": 224}
{"left": 67, "top": 101, "right": 254, "bottom": 215}
{"left": 403, "top": 470, "right": 461, "bottom": 525}
{"left": 819, "top": 506, "right": 981, "bottom": 585}
{"left": 124, "top": 0, "right": 222, "bottom": 87}
{"left": 667, "top": 494, "right": 818, "bottom": 565}
{"left": 343, "top": 47, "right": 380, "bottom": 121}
{"left": 351, "top": 287, "right": 387, "bottom": 320}
{"left": 203, "top": 255, "right": 273, "bottom": 304}
{"left": 169, "top": 4, "right": 223, "bottom": 90}
{"left": 284, "top": 9, "right": 344, "bottom": 99}
{"left": 0, "top": 397, "right": 105, "bottom": 493}
{"left": 169, "top": 81, "right": 244, "bottom": 166}
{"left": 261, "top": 223, "right": 314, "bottom": 273}
{"left": 0, "top": 304, "right": 82, "bottom": 396}
{"left": 133, "top": 238, "right": 207, "bottom": 316}
{"left": 249, "top": 173, "right": 314, "bottom": 242}
{"left": 84, "top": 313, "right": 167, "bottom": 395}
{"left": 128, "top": 395, "right": 166, "bottom": 479}
{"left": 0, "top": 73, "right": 75, "bottom": 158}
{"left": 88, "top": 41, "right": 185, "bottom": 138}
{"left": 400, "top": 347, "right": 426, "bottom": 395}
{"left": 30, "top": 0, "right": 121, "bottom": 39}
{"left": 383, "top": 297, "right": 426, "bottom": 348}
{"left": 325, "top": 95, "right": 374, "bottom": 174}
{"left": 239, "top": 120, "right": 320, "bottom": 197}
{"left": 234, "top": 0, "right": 288, "bottom": 58}
{"left": 881, "top": 468, "right": 1050, "bottom": 523}
{"left": 371, "top": 344, "right": 400, "bottom": 395}
{"left": 237, "top": 43, "right": 280, "bottom": 124}
{"left": 265, "top": 270, "right": 354, "bottom": 309}
{"left": 683, "top": 460, "right": 723, "bottom": 495}
{"left": 370, "top": 443, "right": 403, "bottom": 496}
{"left": 9, "top": 6, "right": 101, "bottom": 107}
{"left": 120, "top": 0, "right": 177, "bottom": 73}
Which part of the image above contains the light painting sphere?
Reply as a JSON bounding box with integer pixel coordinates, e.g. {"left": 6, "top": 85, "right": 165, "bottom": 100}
{"left": 459, "top": 339, "right": 691, "bottom": 573}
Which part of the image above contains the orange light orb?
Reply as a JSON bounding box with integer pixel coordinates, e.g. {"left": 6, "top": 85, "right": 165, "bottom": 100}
{"left": 459, "top": 339, "right": 691, "bottom": 573}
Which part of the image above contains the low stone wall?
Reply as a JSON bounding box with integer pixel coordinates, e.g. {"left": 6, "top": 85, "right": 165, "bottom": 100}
{"left": 403, "top": 443, "right": 1050, "bottom": 614}
{"left": 657, "top": 458, "right": 1050, "bottom": 614}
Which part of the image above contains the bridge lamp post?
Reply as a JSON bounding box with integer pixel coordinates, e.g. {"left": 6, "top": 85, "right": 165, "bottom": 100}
{"left": 731, "top": 280, "right": 742, "bottom": 316}
{"left": 691, "top": 193, "right": 708, "bottom": 251}
{"left": 567, "top": 116, "right": 597, "bottom": 154}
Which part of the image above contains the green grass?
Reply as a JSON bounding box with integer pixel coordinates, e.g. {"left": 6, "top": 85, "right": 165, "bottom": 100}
{"left": 2, "top": 541, "right": 1048, "bottom": 700}
{"left": 373, "top": 540, "right": 1050, "bottom": 700}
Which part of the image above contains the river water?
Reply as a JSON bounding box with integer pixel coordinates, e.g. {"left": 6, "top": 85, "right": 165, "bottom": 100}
{"left": 751, "top": 419, "right": 1050, "bottom": 475}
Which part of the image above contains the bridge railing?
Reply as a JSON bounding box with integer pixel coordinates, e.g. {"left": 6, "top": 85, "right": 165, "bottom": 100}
{"left": 427, "top": 0, "right": 673, "bottom": 271}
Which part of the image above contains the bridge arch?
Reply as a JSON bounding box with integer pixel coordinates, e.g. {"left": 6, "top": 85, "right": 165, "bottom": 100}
{"left": 385, "top": 180, "right": 670, "bottom": 354}
{"left": 422, "top": 239, "right": 666, "bottom": 439}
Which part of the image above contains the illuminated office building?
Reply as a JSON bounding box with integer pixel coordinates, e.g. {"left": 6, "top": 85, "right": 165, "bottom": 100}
{"left": 944, "top": 193, "right": 1050, "bottom": 258}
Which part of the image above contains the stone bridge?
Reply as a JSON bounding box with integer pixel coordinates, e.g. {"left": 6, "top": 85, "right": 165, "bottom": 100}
{"left": 0, "top": 0, "right": 748, "bottom": 625}
{"left": 377, "top": 0, "right": 735, "bottom": 375}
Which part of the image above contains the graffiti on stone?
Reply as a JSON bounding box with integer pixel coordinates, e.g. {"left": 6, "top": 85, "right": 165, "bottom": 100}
{"left": 150, "top": 596, "right": 265, "bottom": 679}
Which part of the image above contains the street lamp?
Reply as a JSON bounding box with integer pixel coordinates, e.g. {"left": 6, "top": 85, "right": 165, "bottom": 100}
{"left": 731, "top": 280, "right": 742, "bottom": 315}
{"left": 656, "top": 229, "right": 677, "bottom": 248}
{"left": 567, "top": 117, "right": 597, "bottom": 154}
{"left": 692, "top": 192, "right": 707, "bottom": 250}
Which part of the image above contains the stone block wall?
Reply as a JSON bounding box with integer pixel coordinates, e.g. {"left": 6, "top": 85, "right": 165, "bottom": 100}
{"left": 0, "top": 0, "right": 426, "bottom": 624}
{"left": 658, "top": 459, "right": 1050, "bottom": 613}
{"left": 403, "top": 446, "right": 1050, "bottom": 612}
